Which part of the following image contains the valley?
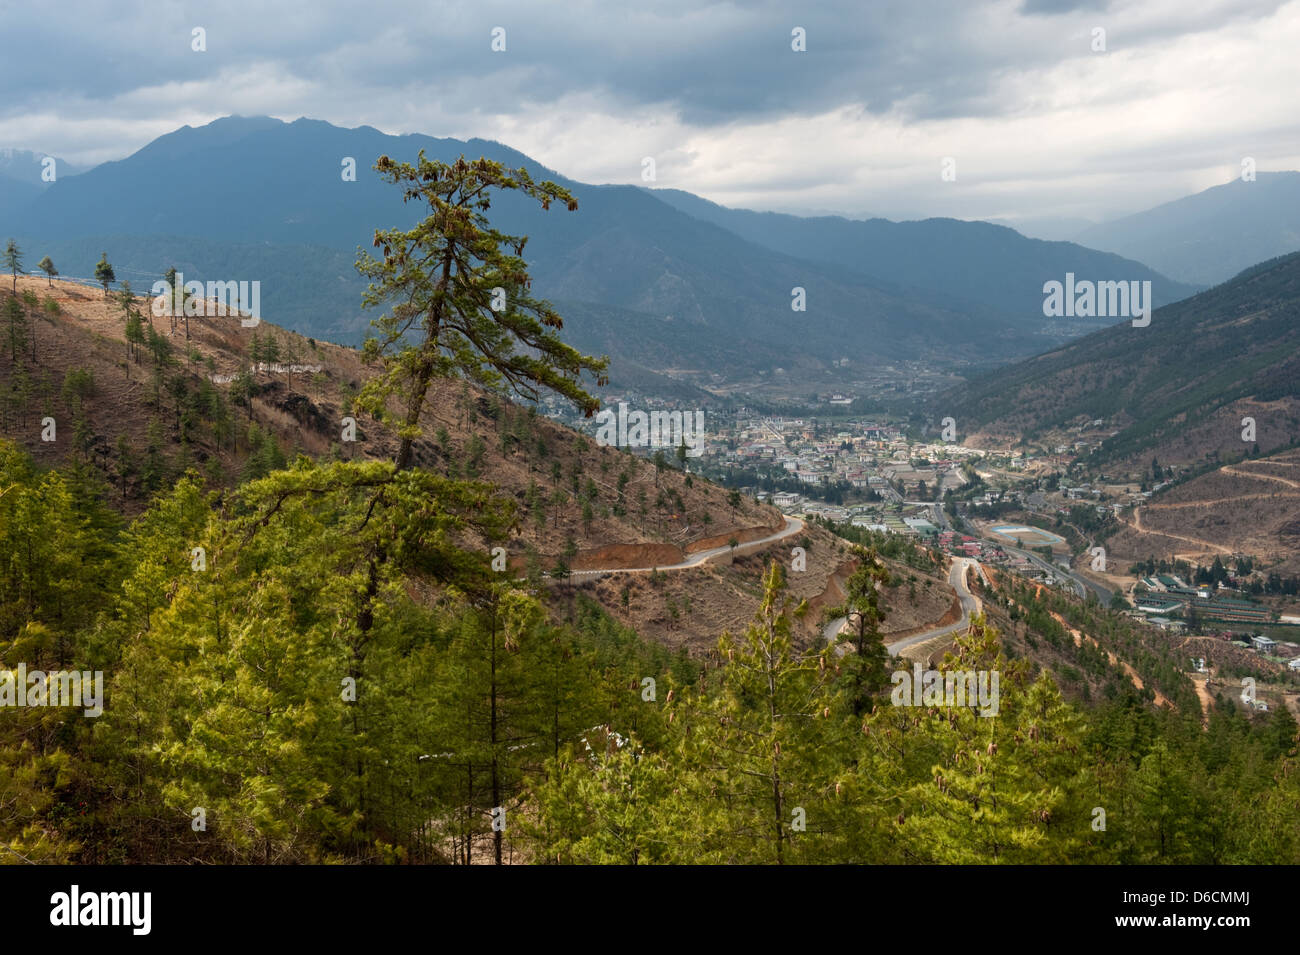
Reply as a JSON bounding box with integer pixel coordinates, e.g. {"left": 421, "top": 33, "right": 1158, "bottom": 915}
{"left": 2, "top": 42, "right": 1299, "bottom": 876}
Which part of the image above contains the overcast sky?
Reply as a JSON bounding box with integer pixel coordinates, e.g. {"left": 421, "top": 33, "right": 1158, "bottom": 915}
{"left": 2, "top": 0, "right": 1298, "bottom": 231}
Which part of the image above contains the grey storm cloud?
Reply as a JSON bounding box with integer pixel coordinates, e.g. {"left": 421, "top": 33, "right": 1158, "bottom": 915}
{"left": 0, "top": 0, "right": 1286, "bottom": 127}
{"left": 1021, "top": 0, "right": 1113, "bottom": 14}
{"left": 1, "top": 0, "right": 1297, "bottom": 223}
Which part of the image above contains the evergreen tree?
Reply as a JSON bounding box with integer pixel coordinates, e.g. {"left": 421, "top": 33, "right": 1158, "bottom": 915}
{"left": 889, "top": 618, "right": 1091, "bottom": 864}
{"left": 94, "top": 252, "right": 115, "bottom": 298}
{"left": 140, "top": 418, "right": 168, "bottom": 491}
{"left": 670, "top": 562, "right": 835, "bottom": 864}
{"left": 1131, "top": 738, "right": 1210, "bottom": 862}
{"left": 826, "top": 544, "right": 892, "bottom": 714}
{"left": 163, "top": 267, "right": 179, "bottom": 334}
{"left": 3, "top": 239, "right": 21, "bottom": 292}
{"left": 4, "top": 295, "right": 25, "bottom": 361}
{"left": 527, "top": 733, "right": 679, "bottom": 864}
{"left": 115, "top": 433, "right": 135, "bottom": 500}
{"left": 355, "top": 152, "right": 608, "bottom": 470}
{"left": 125, "top": 310, "right": 145, "bottom": 365}
{"left": 36, "top": 255, "right": 57, "bottom": 288}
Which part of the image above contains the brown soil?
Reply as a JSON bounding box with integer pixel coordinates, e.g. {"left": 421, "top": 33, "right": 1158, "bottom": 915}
{"left": 0, "top": 275, "right": 878, "bottom": 654}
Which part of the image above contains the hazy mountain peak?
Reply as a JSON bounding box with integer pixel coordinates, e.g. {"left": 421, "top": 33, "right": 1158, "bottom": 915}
{"left": 1074, "top": 171, "right": 1300, "bottom": 285}
{"left": 0, "top": 147, "right": 84, "bottom": 181}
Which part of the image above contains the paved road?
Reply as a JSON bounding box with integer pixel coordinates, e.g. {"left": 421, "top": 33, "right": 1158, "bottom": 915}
{"left": 823, "top": 613, "right": 850, "bottom": 646}
{"left": 998, "top": 542, "right": 1114, "bottom": 604}
{"left": 565, "top": 516, "right": 805, "bottom": 578}
{"left": 952, "top": 508, "right": 1113, "bottom": 604}
{"left": 824, "top": 556, "right": 982, "bottom": 658}
{"left": 1062, "top": 565, "right": 1114, "bottom": 604}
{"left": 887, "top": 557, "right": 981, "bottom": 655}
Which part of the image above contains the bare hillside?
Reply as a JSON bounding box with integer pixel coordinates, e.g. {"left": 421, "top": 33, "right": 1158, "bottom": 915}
{"left": 0, "top": 274, "right": 962, "bottom": 652}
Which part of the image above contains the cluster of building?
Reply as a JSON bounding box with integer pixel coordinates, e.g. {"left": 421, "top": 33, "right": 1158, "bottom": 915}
{"left": 711, "top": 415, "right": 979, "bottom": 498}
{"left": 1135, "top": 574, "right": 1273, "bottom": 627}
{"left": 1226, "top": 636, "right": 1300, "bottom": 676}
{"left": 755, "top": 494, "right": 941, "bottom": 534}
{"left": 559, "top": 402, "right": 1300, "bottom": 666}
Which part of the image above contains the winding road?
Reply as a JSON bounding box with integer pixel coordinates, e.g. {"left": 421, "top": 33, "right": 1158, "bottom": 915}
{"left": 1222, "top": 464, "right": 1300, "bottom": 491}
{"left": 564, "top": 515, "right": 805, "bottom": 578}
{"left": 1127, "top": 506, "right": 1231, "bottom": 557}
{"left": 998, "top": 540, "right": 1114, "bottom": 604}
{"left": 823, "top": 556, "right": 983, "bottom": 657}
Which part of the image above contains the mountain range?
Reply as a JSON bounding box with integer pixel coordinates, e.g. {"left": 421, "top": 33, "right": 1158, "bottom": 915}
{"left": 942, "top": 250, "right": 1300, "bottom": 468}
{"left": 1, "top": 116, "right": 1203, "bottom": 398}
{"left": 0, "top": 147, "right": 83, "bottom": 220}
{"left": 1074, "top": 172, "right": 1300, "bottom": 287}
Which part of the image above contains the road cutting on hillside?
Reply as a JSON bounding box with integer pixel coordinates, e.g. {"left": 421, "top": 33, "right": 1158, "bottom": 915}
{"left": 823, "top": 556, "right": 983, "bottom": 658}
{"left": 564, "top": 515, "right": 805, "bottom": 577}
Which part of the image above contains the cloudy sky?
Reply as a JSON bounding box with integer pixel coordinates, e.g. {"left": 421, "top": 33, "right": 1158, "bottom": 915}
{"left": 2, "top": 0, "right": 1298, "bottom": 232}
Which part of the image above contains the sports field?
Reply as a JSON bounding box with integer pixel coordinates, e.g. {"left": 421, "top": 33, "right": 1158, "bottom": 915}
{"left": 989, "top": 524, "right": 1066, "bottom": 546}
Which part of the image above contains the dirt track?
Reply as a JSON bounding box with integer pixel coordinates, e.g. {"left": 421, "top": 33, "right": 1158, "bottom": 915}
{"left": 1222, "top": 464, "right": 1300, "bottom": 490}
{"left": 1126, "top": 507, "right": 1231, "bottom": 558}
{"left": 1050, "top": 611, "right": 1175, "bottom": 710}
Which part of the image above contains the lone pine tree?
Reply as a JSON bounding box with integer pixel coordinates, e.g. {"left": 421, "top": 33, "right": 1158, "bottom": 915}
{"left": 3, "top": 239, "right": 21, "bottom": 293}
{"left": 94, "top": 252, "right": 115, "bottom": 299}
{"left": 356, "top": 153, "right": 608, "bottom": 472}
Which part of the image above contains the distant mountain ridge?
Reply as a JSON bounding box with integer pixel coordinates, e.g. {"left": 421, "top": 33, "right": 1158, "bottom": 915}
{"left": 938, "top": 250, "right": 1300, "bottom": 467}
{"left": 3, "top": 115, "right": 1201, "bottom": 396}
{"left": 1074, "top": 172, "right": 1300, "bottom": 287}
{"left": 0, "top": 147, "right": 84, "bottom": 219}
{"left": 646, "top": 186, "right": 1198, "bottom": 333}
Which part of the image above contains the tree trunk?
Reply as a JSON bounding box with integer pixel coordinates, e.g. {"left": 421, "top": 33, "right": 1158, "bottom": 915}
{"left": 767, "top": 638, "right": 785, "bottom": 865}
{"left": 490, "top": 604, "right": 503, "bottom": 865}
{"left": 393, "top": 246, "right": 453, "bottom": 471}
{"left": 394, "top": 354, "right": 436, "bottom": 472}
